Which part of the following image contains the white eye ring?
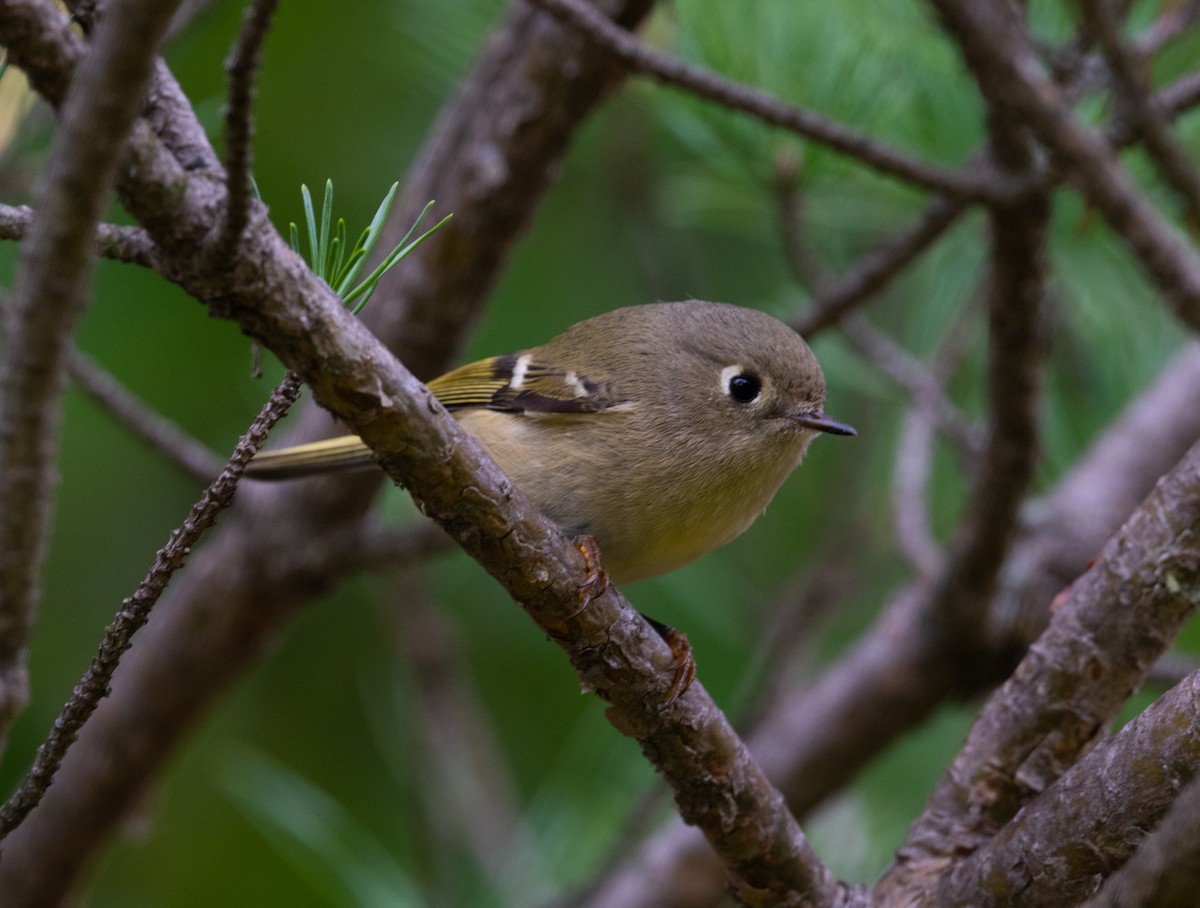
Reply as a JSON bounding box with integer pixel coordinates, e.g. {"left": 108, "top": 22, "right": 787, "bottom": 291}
{"left": 720, "top": 364, "right": 762, "bottom": 404}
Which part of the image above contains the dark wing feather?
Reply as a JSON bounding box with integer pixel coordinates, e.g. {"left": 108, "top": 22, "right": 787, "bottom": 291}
{"left": 428, "top": 353, "right": 623, "bottom": 414}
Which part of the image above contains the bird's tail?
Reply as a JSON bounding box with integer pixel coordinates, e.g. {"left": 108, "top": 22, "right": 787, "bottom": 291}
{"left": 245, "top": 435, "right": 374, "bottom": 479}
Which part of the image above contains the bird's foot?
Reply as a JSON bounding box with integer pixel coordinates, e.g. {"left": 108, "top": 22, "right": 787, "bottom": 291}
{"left": 641, "top": 615, "right": 696, "bottom": 707}
{"left": 566, "top": 534, "right": 610, "bottom": 619}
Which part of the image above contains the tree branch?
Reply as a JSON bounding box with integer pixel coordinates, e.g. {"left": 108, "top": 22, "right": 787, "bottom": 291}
{"left": 938, "top": 671, "right": 1200, "bottom": 907}
{"left": 526, "top": 0, "right": 1009, "bottom": 201}
{"left": 891, "top": 433, "right": 1200, "bottom": 885}
{"left": 1084, "top": 739, "right": 1200, "bottom": 907}
{"left": 928, "top": 0, "right": 1200, "bottom": 334}
{"left": 0, "top": 374, "right": 299, "bottom": 838}
{"left": 795, "top": 195, "right": 969, "bottom": 337}
{"left": 0, "top": 0, "right": 180, "bottom": 751}
{"left": 1079, "top": 0, "right": 1200, "bottom": 229}
{"left": 215, "top": 0, "right": 278, "bottom": 259}
{"left": 0, "top": 204, "right": 159, "bottom": 266}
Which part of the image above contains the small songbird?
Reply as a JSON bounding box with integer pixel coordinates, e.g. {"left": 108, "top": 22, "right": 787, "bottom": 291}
{"left": 247, "top": 300, "right": 855, "bottom": 584}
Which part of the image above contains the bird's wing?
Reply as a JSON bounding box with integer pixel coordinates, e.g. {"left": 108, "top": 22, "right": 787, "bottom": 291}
{"left": 430, "top": 353, "right": 623, "bottom": 414}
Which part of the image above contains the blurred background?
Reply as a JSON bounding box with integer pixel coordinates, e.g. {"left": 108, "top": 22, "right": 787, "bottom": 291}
{"left": 0, "top": 0, "right": 1194, "bottom": 904}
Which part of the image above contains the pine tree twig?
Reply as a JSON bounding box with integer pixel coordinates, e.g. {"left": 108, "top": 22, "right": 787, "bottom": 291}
{"left": 929, "top": 0, "right": 1200, "bottom": 334}
{"left": 526, "top": 0, "right": 1011, "bottom": 202}
{"left": 1134, "top": 0, "right": 1200, "bottom": 58}
{"left": 772, "top": 158, "right": 977, "bottom": 452}
{"left": 216, "top": 0, "right": 278, "bottom": 259}
{"left": 0, "top": 373, "right": 301, "bottom": 840}
{"left": 892, "top": 410, "right": 944, "bottom": 578}
{"left": 839, "top": 315, "right": 979, "bottom": 453}
{"left": 772, "top": 152, "right": 836, "bottom": 294}
{"left": 1079, "top": 0, "right": 1200, "bottom": 229}
{"left": 795, "top": 195, "right": 969, "bottom": 337}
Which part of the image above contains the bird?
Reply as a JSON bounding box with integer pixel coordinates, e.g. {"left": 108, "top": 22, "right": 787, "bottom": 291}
{"left": 247, "top": 300, "right": 854, "bottom": 585}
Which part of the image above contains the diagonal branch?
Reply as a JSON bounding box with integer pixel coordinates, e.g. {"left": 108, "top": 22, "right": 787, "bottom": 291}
{"left": 527, "top": 0, "right": 1008, "bottom": 201}
{"left": 891, "top": 433, "right": 1200, "bottom": 885}
{"left": 1084, "top": 736, "right": 1200, "bottom": 907}
{"left": 0, "top": 374, "right": 299, "bottom": 838}
{"left": 939, "top": 671, "right": 1200, "bottom": 907}
{"left": 795, "top": 195, "right": 969, "bottom": 337}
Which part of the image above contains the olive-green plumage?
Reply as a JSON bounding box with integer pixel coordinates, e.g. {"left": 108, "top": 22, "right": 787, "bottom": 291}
{"left": 247, "top": 300, "right": 854, "bottom": 583}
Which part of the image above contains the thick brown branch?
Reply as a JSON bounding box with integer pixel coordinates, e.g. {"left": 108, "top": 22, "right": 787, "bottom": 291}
{"left": 939, "top": 672, "right": 1200, "bottom": 907}
{"left": 892, "top": 433, "right": 1200, "bottom": 884}
{"left": 1084, "top": 752, "right": 1200, "bottom": 907}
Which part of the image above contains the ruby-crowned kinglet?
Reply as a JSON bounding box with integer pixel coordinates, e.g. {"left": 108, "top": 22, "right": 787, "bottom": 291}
{"left": 248, "top": 300, "right": 854, "bottom": 583}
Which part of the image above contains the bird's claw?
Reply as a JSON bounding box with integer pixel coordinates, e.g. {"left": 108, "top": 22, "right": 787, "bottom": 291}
{"left": 566, "top": 534, "right": 609, "bottom": 620}
{"left": 642, "top": 615, "right": 696, "bottom": 708}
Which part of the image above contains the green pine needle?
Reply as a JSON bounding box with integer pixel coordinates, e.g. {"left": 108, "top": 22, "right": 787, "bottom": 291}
{"left": 287, "top": 181, "right": 451, "bottom": 310}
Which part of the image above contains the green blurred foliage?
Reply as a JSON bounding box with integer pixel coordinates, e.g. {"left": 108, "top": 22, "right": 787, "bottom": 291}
{"left": 0, "top": 0, "right": 1194, "bottom": 905}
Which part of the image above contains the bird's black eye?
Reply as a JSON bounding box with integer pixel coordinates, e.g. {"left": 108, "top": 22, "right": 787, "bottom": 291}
{"left": 727, "top": 372, "right": 761, "bottom": 403}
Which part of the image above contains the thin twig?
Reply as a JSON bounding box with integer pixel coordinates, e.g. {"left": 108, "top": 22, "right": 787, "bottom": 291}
{"left": 795, "top": 195, "right": 969, "bottom": 337}
{"left": 772, "top": 158, "right": 977, "bottom": 451}
{"left": 0, "top": 372, "right": 301, "bottom": 839}
{"left": 66, "top": 347, "right": 224, "bottom": 485}
{"left": 1079, "top": 0, "right": 1200, "bottom": 229}
{"left": 773, "top": 151, "right": 835, "bottom": 293}
{"left": 772, "top": 154, "right": 966, "bottom": 576}
{"left": 216, "top": 0, "right": 278, "bottom": 258}
{"left": 0, "top": 204, "right": 159, "bottom": 266}
{"left": 892, "top": 410, "right": 944, "bottom": 578}
{"left": 1134, "top": 0, "right": 1200, "bottom": 58}
{"left": 527, "top": 0, "right": 1008, "bottom": 201}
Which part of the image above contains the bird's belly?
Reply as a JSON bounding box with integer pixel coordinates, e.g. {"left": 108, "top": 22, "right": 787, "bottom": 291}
{"left": 457, "top": 409, "right": 805, "bottom": 585}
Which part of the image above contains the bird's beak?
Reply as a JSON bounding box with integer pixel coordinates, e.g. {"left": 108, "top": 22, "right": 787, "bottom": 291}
{"left": 791, "top": 410, "right": 857, "bottom": 436}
